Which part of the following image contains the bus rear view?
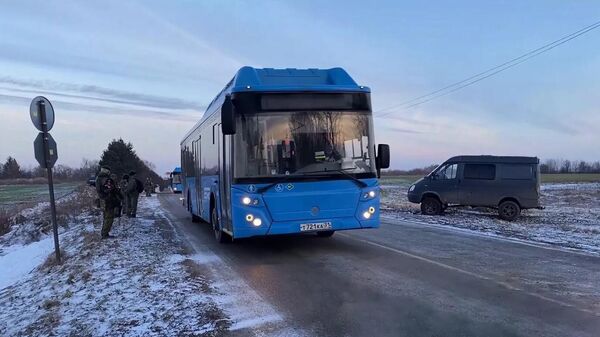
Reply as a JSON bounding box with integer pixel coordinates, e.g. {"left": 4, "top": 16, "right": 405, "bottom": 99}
{"left": 181, "top": 67, "right": 390, "bottom": 242}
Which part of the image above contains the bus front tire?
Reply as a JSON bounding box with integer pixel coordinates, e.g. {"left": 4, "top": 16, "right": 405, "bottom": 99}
{"left": 317, "top": 230, "right": 335, "bottom": 238}
{"left": 211, "top": 208, "right": 230, "bottom": 243}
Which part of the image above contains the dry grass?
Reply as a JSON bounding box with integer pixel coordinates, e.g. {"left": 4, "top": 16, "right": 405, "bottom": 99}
{"left": 39, "top": 249, "right": 67, "bottom": 270}
{"left": 55, "top": 186, "right": 98, "bottom": 223}
{"left": 0, "top": 209, "right": 9, "bottom": 236}
{"left": 41, "top": 299, "right": 61, "bottom": 310}
{"left": 541, "top": 173, "right": 600, "bottom": 183}
{"left": 1, "top": 185, "right": 96, "bottom": 242}
{"left": 0, "top": 178, "right": 83, "bottom": 185}
{"left": 0, "top": 177, "right": 49, "bottom": 185}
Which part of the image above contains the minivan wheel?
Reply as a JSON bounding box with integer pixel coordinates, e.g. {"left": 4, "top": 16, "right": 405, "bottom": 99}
{"left": 421, "top": 197, "right": 442, "bottom": 215}
{"left": 498, "top": 200, "right": 520, "bottom": 221}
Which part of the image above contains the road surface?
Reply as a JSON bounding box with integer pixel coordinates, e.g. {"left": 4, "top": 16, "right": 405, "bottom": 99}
{"left": 159, "top": 193, "right": 600, "bottom": 337}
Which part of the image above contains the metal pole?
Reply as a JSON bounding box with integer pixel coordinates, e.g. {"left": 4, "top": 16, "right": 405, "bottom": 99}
{"left": 38, "top": 101, "right": 61, "bottom": 263}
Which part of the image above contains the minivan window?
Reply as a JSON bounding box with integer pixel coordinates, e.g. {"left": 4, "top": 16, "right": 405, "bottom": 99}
{"left": 435, "top": 163, "right": 457, "bottom": 180}
{"left": 464, "top": 164, "right": 495, "bottom": 180}
{"left": 501, "top": 164, "right": 533, "bottom": 180}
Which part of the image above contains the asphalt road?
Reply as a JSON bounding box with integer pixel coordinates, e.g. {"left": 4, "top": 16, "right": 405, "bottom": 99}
{"left": 158, "top": 193, "right": 600, "bottom": 337}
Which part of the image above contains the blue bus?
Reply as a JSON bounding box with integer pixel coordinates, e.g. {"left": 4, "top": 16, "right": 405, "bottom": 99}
{"left": 181, "top": 67, "right": 390, "bottom": 242}
{"left": 170, "top": 167, "right": 183, "bottom": 193}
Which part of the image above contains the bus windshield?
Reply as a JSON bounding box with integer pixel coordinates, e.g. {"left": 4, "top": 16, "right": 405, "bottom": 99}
{"left": 234, "top": 111, "right": 376, "bottom": 179}
{"left": 172, "top": 173, "right": 182, "bottom": 184}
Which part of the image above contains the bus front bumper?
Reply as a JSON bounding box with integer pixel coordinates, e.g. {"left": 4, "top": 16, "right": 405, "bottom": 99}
{"left": 233, "top": 216, "right": 379, "bottom": 239}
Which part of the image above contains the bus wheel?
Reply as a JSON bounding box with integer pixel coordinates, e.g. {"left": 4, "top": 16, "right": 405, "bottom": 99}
{"left": 421, "top": 197, "right": 442, "bottom": 215}
{"left": 317, "top": 230, "right": 335, "bottom": 238}
{"left": 498, "top": 200, "right": 520, "bottom": 221}
{"left": 211, "top": 208, "right": 230, "bottom": 243}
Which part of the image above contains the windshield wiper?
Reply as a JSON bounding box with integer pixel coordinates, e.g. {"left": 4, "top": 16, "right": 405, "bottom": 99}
{"left": 320, "top": 168, "right": 367, "bottom": 188}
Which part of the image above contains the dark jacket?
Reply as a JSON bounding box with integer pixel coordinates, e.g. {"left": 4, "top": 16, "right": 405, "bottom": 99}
{"left": 103, "top": 178, "right": 123, "bottom": 208}
{"left": 126, "top": 176, "right": 142, "bottom": 196}
{"left": 95, "top": 171, "right": 110, "bottom": 199}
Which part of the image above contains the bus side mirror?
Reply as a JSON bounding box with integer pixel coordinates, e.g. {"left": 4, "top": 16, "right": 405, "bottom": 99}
{"left": 222, "top": 95, "right": 236, "bottom": 135}
{"left": 376, "top": 144, "right": 390, "bottom": 177}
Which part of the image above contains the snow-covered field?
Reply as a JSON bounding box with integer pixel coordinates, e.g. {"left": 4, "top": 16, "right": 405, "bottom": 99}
{"left": 381, "top": 182, "right": 600, "bottom": 254}
{"left": 0, "top": 193, "right": 301, "bottom": 337}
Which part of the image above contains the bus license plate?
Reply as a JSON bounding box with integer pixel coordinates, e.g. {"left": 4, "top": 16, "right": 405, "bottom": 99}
{"left": 300, "top": 222, "right": 332, "bottom": 232}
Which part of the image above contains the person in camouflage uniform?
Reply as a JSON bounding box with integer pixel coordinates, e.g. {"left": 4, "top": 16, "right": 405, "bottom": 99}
{"left": 120, "top": 174, "right": 130, "bottom": 215}
{"left": 125, "top": 170, "right": 142, "bottom": 218}
{"left": 109, "top": 173, "right": 123, "bottom": 218}
{"left": 95, "top": 167, "right": 122, "bottom": 239}
{"left": 144, "top": 177, "right": 154, "bottom": 197}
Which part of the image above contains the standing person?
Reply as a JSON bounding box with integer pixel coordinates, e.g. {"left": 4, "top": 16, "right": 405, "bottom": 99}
{"left": 125, "top": 170, "right": 143, "bottom": 218}
{"left": 109, "top": 173, "right": 122, "bottom": 218}
{"left": 95, "top": 166, "right": 122, "bottom": 239}
{"left": 119, "top": 174, "right": 129, "bottom": 215}
{"left": 144, "top": 177, "right": 154, "bottom": 197}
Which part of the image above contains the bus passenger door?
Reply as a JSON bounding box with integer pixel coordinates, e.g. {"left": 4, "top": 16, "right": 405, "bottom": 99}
{"left": 217, "top": 124, "right": 232, "bottom": 230}
{"left": 194, "top": 137, "right": 202, "bottom": 216}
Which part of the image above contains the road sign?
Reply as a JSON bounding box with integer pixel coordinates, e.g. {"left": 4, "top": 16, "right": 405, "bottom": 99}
{"left": 34, "top": 132, "right": 58, "bottom": 168}
{"left": 30, "top": 96, "right": 55, "bottom": 132}
{"left": 29, "top": 96, "right": 61, "bottom": 264}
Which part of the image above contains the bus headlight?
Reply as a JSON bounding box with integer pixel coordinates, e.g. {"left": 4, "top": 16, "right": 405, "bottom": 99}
{"left": 362, "top": 211, "right": 371, "bottom": 219}
{"left": 245, "top": 214, "right": 254, "bottom": 222}
{"left": 363, "top": 190, "right": 377, "bottom": 199}
{"left": 252, "top": 218, "right": 262, "bottom": 227}
{"left": 242, "top": 196, "right": 259, "bottom": 205}
{"left": 368, "top": 206, "right": 375, "bottom": 214}
{"left": 409, "top": 185, "right": 415, "bottom": 192}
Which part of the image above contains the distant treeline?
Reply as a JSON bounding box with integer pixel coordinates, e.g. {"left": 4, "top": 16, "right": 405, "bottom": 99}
{"left": 539, "top": 159, "right": 600, "bottom": 174}
{"left": 381, "top": 164, "right": 438, "bottom": 176}
{"left": 0, "top": 156, "right": 98, "bottom": 181}
{"left": 382, "top": 159, "right": 600, "bottom": 176}
{"left": 0, "top": 138, "right": 166, "bottom": 186}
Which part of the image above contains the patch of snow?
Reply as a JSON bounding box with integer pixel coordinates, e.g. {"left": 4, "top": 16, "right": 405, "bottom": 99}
{"left": 0, "top": 236, "right": 54, "bottom": 290}
{"left": 381, "top": 182, "right": 600, "bottom": 254}
{"left": 0, "top": 196, "right": 229, "bottom": 336}
{"left": 1, "top": 193, "right": 305, "bottom": 336}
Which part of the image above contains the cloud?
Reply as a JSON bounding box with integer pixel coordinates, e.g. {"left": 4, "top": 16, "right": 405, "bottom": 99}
{"left": 0, "top": 76, "right": 207, "bottom": 111}
{"left": 525, "top": 118, "right": 580, "bottom": 136}
{"left": 382, "top": 125, "right": 426, "bottom": 134}
{"left": 0, "top": 93, "right": 198, "bottom": 122}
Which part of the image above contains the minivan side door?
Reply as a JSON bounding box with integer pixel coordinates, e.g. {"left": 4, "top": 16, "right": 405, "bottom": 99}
{"left": 430, "top": 163, "right": 459, "bottom": 204}
{"left": 458, "top": 163, "right": 497, "bottom": 206}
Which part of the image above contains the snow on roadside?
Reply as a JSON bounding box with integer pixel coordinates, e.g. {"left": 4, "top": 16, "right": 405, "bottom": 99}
{"left": 381, "top": 182, "right": 600, "bottom": 254}
{"left": 0, "top": 236, "right": 54, "bottom": 290}
{"left": 0, "top": 194, "right": 303, "bottom": 337}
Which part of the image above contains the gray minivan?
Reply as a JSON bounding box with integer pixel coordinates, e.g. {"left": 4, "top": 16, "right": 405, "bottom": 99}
{"left": 407, "top": 156, "right": 541, "bottom": 221}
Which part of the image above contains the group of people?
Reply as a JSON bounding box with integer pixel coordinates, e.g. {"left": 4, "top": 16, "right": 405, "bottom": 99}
{"left": 95, "top": 166, "right": 156, "bottom": 239}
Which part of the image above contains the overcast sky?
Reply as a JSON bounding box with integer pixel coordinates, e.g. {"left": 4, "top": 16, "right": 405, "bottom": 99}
{"left": 1, "top": 0, "right": 599, "bottom": 174}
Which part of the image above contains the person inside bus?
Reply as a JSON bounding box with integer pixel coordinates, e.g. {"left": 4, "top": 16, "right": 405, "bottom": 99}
{"left": 324, "top": 139, "right": 342, "bottom": 162}
{"left": 277, "top": 139, "right": 296, "bottom": 174}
